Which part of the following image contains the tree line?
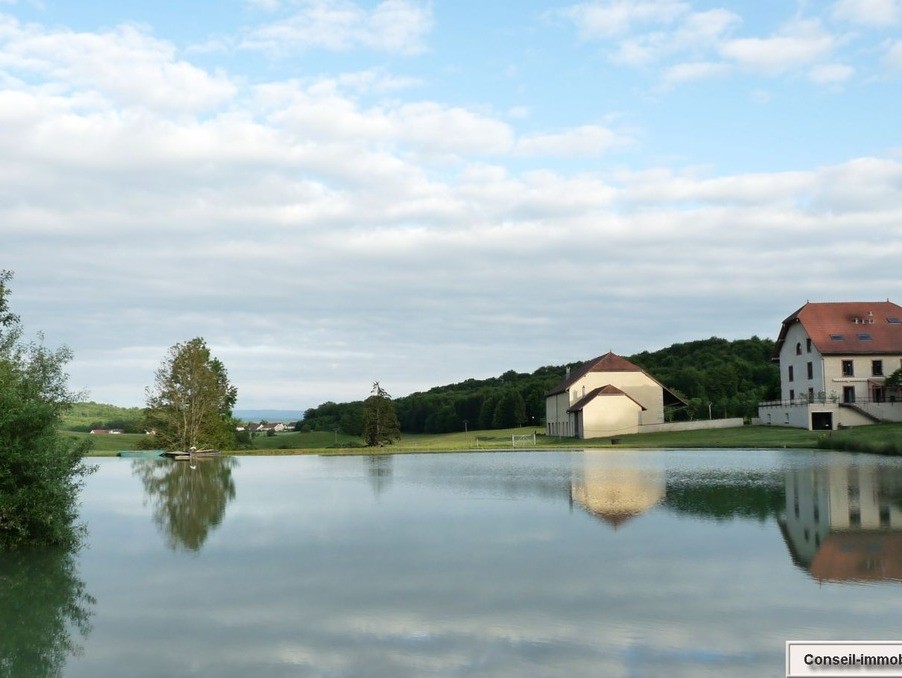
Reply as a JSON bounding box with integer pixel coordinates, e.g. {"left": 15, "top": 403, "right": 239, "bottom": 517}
{"left": 300, "top": 336, "right": 781, "bottom": 435}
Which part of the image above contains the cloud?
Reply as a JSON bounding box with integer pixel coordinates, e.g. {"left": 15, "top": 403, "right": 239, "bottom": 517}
{"left": 514, "top": 124, "right": 633, "bottom": 158}
{"left": 0, "top": 16, "right": 236, "bottom": 113}
{"left": 884, "top": 39, "right": 902, "bottom": 70}
{"left": 719, "top": 19, "right": 837, "bottom": 75}
{"left": 659, "top": 60, "right": 731, "bottom": 86}
{"left": 241, "top": 0, "right": 433, "bottom": 55}
{"left": 560, "top": 0, "right": 690, "bottom": 40}
{"left": 832, "top": 0, "right": 902, "bottom": 26}
{"left": 808, "top": 62, "right": 855, "bottom": 84}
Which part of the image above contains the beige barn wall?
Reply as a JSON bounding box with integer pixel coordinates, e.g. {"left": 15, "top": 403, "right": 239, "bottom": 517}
{"left": 581, "top": 395, "right": 642, "bottom": 438}
{"left": 573, "top": 372, "right": 664, "bottom": 425}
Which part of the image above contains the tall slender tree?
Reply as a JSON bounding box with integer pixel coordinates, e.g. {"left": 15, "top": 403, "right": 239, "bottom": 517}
{"left": 362, "top": 382, "right": 401, "bottom": 446}
{"left": 144, "top": 338, "right": 238, "bottom": 451}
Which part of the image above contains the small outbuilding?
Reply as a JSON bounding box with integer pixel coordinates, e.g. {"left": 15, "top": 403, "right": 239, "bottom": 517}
{"left": 545, "top": 352, "right": 685, "bottom": 439}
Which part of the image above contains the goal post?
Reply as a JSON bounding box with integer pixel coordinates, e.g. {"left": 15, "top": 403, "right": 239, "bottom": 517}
{"left": 511, "top": 432, "right": 536, "bottom": 447}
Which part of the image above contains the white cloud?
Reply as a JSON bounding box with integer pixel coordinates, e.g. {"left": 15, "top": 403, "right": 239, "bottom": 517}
{"left": 808, "top": 62, "right": 855, "bottom": 84}
{"left": 0, "top": 17, "right": 236, "bottom": 113}
{"left": 883, "top": 39, "right": 902, "bottom": 70}
{"left": 612, "top": 8, "right": 740, "bottom": 66}
{"left": 659, "top": 60, "right": 731, "bottom": 86}
{"left": 832, "top": 0, "right": 902, "bottom": 26}
{"left": 561, "top": 0, "right": 689, "bottom": 39}
{"left": 719, "top": 19, "right": 837, "bottom": 75}
{"left": 514, "top": 124, "right": 632, "bottom": 157}
{"left": 242, "top": 0, "right": 433, "bottom": 55}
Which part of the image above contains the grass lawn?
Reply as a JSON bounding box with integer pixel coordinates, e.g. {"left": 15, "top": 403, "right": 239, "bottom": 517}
{"left": 78, "top": 423, "right": 899, "bottom": 457}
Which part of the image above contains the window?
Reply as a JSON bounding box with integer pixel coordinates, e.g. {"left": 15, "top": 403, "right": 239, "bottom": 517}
{"left": 788, "top": 365, "right": 794, "bottom": 382}
{"left": 842, "top": 360, "right": 854, "bottom": 377}
{"left": 806, "top": 338, "right": 812, "bottom": 352}
{"left": 808, "top": 387, "right": 814, "bottom": 402}
{"left": 807, "top": 362, "right": 813, "bottom": 379}
{"left": 843, "top": 386, "right": 855, "bottom": 403}
{"left": 888, "top": 317, "right": 901, "bottom": 324}
{"left": 830, "top": 334, "right": 844, "bottom": 341}
{"left": 873, "top": 360, "right": 884, "bottom": 376}
{"left": 857, "top": 333, "right": 872, "bottom": 341}
{"left": 796, "top": 342, "right": 802, "bottom": 355}
{"left": 789, "top": 389, "right": 795, "bottom": 401}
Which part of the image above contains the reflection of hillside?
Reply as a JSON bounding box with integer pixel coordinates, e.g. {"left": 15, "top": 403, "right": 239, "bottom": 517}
{"left": 571, "top": 465, "right": 665, "bottom": 528}
{"left": 132, "top": 457, "right": 238, "bottom": 552}
{"left": 779, "top": 462, "right": 902, "bottom": 583}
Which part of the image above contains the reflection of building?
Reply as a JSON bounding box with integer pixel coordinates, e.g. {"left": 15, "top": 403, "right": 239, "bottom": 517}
{"left": 759, "top": 301, "right": 902, "bottom": 430}
{"left": 570, "top": 456, "right": 665, "bottom": 528}
{"left": 546, "top": 352, "right": 685, "bottom": 439}
{"left": 779, "top": 462, "right": 902, "bottom": 583}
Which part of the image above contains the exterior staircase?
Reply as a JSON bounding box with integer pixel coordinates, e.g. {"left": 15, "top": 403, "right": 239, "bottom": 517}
{"left": 838, "top": 402, "right": 885, "bottom": 423}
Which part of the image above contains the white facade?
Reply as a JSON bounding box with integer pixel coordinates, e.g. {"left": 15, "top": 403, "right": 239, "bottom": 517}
{"left": 759, "top": 301, "right": 902, "bottom": 430}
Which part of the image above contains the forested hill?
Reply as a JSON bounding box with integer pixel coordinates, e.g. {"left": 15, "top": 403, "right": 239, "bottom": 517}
{"left": 300, "top": 336, "right": 781, "bottom": 436}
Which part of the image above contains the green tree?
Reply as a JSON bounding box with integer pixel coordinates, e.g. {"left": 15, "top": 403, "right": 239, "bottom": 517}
{"left": 144, "top": 337, "right": 238, "bottom": 451}
{"left": 0, "top": 270, "right": 95, "bottom": 548}
{"left": 362, "top": 382, "right": 401, "bottom": 446}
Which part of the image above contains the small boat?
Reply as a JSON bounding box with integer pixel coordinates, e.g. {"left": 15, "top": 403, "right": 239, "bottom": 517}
{"left": 118, "top": 449, "right": 165, "bottom": 459}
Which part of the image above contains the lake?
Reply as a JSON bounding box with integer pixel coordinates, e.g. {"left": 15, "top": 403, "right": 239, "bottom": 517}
{"left": 4, "top": 448, "right": 902, "bottom": 677}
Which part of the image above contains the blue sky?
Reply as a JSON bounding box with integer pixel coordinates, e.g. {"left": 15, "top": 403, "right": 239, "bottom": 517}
{"left": 2, "top": 0, "right": 901, "bottom": 411}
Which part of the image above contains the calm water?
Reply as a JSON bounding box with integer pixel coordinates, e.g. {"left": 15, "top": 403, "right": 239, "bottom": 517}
{"left": 4, "top": 449, "right": 902, "bottom": 677}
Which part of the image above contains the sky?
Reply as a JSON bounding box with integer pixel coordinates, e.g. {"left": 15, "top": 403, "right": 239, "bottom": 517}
{"left": 2, "top": 0, "right": 901, "bottom": 412}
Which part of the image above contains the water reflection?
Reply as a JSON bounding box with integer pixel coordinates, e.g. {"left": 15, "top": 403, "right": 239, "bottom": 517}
{"left": 570, "top": 458, "right": 665, "bottom": 528}
{"left": 132, "top": 457, "right": 238, "bottom": 552}
{"left": 0, "top": 548, "right": 94, "bottom": 677}
{"left": 780, "top": 460, "right": 902, "bottom": 583}
{"left": 366, "top": 454, "right": 393, "bottom": 498}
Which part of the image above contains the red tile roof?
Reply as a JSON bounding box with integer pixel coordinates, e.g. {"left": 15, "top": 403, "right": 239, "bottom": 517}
{"left": 775, "top": 301, "right": 902, "bottom": 357}
{"left": 567, "top": 385, "right": 647, "bottom": 413}
{"left": 547, "top": 351, "right": 687, "bottom": 406}
{"left": 547, "top": 352, "right": 645, "bottom": 396}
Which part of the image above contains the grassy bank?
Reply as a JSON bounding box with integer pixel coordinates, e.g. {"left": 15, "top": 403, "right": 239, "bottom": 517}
{"left": 77, "top": 423, "right": 862, "bottom": 457}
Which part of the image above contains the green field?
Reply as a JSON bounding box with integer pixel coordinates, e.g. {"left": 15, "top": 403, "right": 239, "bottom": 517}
{"left": 74, "top": 423, "right": 902, "bottom": 457}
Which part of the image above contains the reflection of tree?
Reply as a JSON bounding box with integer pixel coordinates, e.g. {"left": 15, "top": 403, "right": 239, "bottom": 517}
{"left": 367, "top": 454, "right": 393, "bottom": 498}
{"left": 664, "top": 472, "right": 785, "bottom": 522}
{"left": 132, "top": 457, "right": 237, "bottom": 552}
{"left": 0, "top": 547, "right": 94, "bottom": 677}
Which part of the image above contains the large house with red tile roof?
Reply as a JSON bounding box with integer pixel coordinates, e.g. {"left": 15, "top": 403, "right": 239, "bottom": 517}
{"left": 759, "top": 300, "right": 902, "bottom": 430}
{"left": 545, "top": 352, "right": 686, "bottom": 439}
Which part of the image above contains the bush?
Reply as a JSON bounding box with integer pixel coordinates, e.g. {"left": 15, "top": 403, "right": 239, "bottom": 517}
{"left": 0, "top": 271, "right": 96, "bottom": 548}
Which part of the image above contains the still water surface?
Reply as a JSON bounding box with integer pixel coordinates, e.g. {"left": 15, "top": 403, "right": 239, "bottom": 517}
{"left": 5, "top": 449, "right": 902, "bottom": 677}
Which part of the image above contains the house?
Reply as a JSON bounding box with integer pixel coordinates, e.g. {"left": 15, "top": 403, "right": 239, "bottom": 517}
{"left": 545, "top": 352, "right": 686, "bottom": 439}
{"left": 759, "top": 301, "right": 902, "bottom": 430}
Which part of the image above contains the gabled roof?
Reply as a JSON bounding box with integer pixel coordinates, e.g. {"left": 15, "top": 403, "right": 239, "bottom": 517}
{"left": 774, "top": 301, "right": 902, "bottom": 358}
{"left": 547, "top": 352, "right": 645, "bottom": 396}
{"left": 567, "top": 385, "right": 646, "bottom": 413}
{"left": 547, "top": 351, "right": 687, "bottom": 407}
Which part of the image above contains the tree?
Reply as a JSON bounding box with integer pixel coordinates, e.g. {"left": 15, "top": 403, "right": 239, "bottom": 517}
{"left": 144, "top": 337, "right": 238, "bottom": 451}
{"left": 362, "top": 382, "right": 400, "bottom": 446}
{"left": 0, "top": 270, "right": 95, "bottom": 548}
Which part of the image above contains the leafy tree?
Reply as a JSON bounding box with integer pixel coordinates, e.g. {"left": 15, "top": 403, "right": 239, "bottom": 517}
{"left": 362, "top": 382, "right": 400, "bottom": 446}
{"left": 0, "top": 271, "right": 95, "bottom": 549}
{"left": 144, "top": 337, "right": 238, "bottom": 451}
